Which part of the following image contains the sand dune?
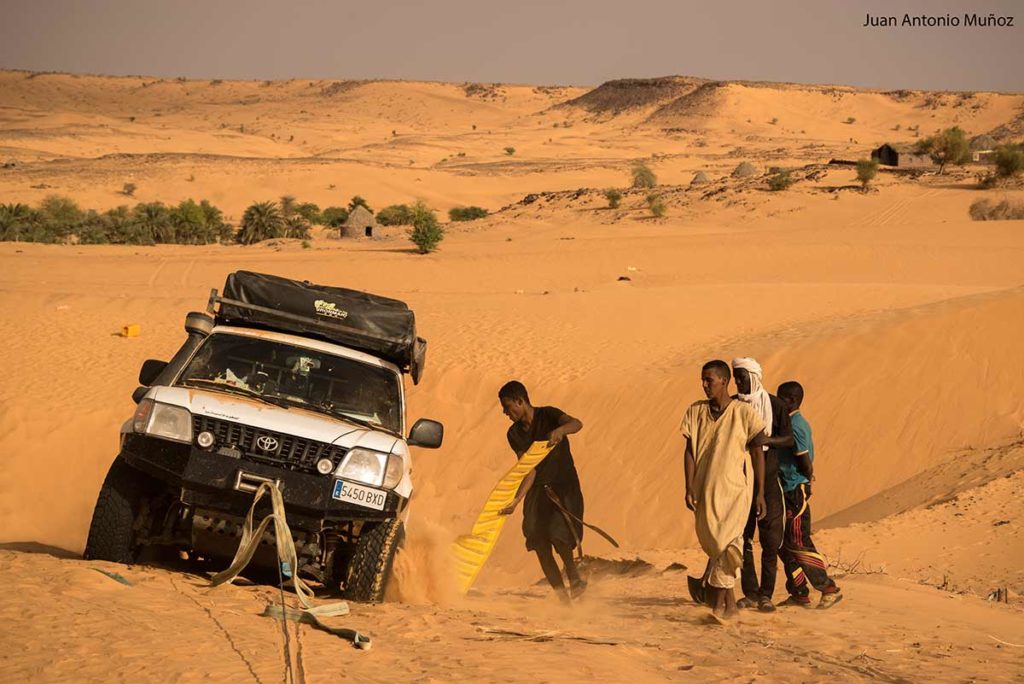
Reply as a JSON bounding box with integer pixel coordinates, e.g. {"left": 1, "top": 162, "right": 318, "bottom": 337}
{"left": 1, "top": 70, "right": 1023, "bottom": 681}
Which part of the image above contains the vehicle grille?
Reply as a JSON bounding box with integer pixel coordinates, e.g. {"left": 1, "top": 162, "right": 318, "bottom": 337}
{"left": 192, "top": 415, "right": 346, "bottom": 474}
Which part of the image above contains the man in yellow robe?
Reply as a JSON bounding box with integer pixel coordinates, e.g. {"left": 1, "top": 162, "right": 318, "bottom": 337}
{"left": 682, "top": 360, "right": 767, "bottom": 620}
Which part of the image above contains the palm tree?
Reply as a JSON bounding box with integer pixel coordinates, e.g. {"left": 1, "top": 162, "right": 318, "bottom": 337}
{"left": 238, "top": 201, "right": 284, "bottom": 244}
{"left": 199, "top": 200, "right": 233, "bottom": 242}
{"left": 0, "top": 203, "right": 37, "bottom": 241}
{"left": 279, "top": 195, "right": 297, "bottom": 218}
{"left": 284, "top": 215, "right": 311, "bottom": 239}
{"left": 132, "top": 202, "right": 174, "bottom": 243}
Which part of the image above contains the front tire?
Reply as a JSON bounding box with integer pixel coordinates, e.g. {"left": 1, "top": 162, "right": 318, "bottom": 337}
{"left": 343, "top": 519, "right": 405, "bottom": 603}
{"left": 83, "top": 459, "right": 152, "bottom": 564}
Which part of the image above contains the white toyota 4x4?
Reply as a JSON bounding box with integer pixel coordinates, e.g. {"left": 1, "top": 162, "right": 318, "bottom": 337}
{"left": 84, "top": 271, "right": 443, "bottom": 602}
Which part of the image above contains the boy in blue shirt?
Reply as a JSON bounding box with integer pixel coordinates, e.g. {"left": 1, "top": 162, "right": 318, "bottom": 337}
{"left": 776, "top": 381, "right": 842, "bottom": 609}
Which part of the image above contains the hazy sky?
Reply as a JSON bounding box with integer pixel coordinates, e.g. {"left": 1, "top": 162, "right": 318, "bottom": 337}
{"left": 1, "top": 0, "right": 1021, "bottom": 91}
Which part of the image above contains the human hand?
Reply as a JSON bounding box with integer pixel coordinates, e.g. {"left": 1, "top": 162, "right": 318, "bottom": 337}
{"left": 756, "top": 494, "right": 767, "bottom": 520}
{"left": 546, "top": 428, "right": 565, "bottom": 448}
{"left": 685, "top": 489, "right": 697, "bottom": 512}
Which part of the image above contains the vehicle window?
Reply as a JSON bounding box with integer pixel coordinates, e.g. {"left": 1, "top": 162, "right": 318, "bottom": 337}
{"left": 177, "top": 333, "right": 402, "bottom": 433}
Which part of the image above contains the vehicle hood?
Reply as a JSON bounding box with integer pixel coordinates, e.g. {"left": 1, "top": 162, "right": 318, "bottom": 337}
{"left": 147, "top": 385, "right": 402, "bottom": 453}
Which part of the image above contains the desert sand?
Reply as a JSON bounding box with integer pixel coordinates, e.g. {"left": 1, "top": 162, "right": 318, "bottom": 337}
{"left": 1, "top": 70, "right": 1023, "bottom": 682}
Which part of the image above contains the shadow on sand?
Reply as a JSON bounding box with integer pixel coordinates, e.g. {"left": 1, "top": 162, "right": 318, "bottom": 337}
{"left": 0, "top": 541, "right": 80, "bottom": 559}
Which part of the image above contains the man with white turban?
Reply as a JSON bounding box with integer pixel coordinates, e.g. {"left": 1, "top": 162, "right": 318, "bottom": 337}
{"left": 732, "top": 357, "right": 793, "bottom": 612}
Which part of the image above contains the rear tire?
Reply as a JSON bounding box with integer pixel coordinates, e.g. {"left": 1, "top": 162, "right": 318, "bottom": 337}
{"left": 83, "top": 459, "right": 152, "bottom": 564}
{"left": 343, "top": 519, "right": 405, "bottom": 603}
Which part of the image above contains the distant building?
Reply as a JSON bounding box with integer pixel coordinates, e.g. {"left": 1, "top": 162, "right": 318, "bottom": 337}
{"left": 341, "top": 205, "right": 379, "bottom": 238}
{"left": 871, "top": 143, "right": 932, "bottom": 168}
{"left": 972, "top": 149, "right": 995, "bottom": 164}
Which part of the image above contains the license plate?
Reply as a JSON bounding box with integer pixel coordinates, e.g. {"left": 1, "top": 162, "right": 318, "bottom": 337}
{"left": 332, "top": 480, "right": 387, "bottom": 511}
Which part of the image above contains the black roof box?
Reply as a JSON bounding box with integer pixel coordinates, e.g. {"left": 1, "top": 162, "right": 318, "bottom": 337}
{"left": 211, "top": 271, "right": 426, "bottom": 383}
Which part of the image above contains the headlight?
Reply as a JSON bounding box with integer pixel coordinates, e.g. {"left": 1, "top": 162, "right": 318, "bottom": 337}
{"left": 335, "top": 448, "right": 396, "bottom": 488}
{"left": 132, "top": 399, "right": 192, "bottom": 444}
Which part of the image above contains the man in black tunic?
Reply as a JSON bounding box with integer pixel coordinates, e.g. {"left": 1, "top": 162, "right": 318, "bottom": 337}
{"left": 497, "top": 381, "right": 586, "bottom": 602}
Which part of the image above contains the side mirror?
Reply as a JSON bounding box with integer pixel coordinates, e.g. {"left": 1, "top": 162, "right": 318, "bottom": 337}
{"left": 407, "top": 419, "right": 443, "bottom": 449}
{"left": 138, "top": 359, "right": 168, "bottom": 386}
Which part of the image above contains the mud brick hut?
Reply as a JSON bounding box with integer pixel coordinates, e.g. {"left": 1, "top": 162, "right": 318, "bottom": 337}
{"left": 871, "top": 143, "right": 933, "bottom": 168}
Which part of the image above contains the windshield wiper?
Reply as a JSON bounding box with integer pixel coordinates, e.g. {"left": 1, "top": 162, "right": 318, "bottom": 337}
{"left": 180, "top": 379, "right": 292, "bottom": 410}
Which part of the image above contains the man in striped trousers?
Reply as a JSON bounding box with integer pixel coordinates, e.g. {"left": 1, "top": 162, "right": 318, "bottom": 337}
{"left": 776, "top": 381, "right": 843, "bottom": 609}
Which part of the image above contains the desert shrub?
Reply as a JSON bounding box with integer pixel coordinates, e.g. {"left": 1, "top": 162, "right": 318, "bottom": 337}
{"left": 844, "top": 117, "right": 856, "bottom": 124}
{"left": 348, "top": 195, "right": 371, "bottom": 213}
{"left": 38, "top": 195, "right": 85, "bottom": 242}
{"left": 237, "top": 201, "right": 284, "bottom": 244}
{"left": 915, "top": 126, "right": 971, "bottom": 173}
{"left": 993, "top": 143, "right": 1024, "bottom": 178}
{"left": 647, "top": 193, "right": 666, "bottom": 217}
{"left": 767, "top": 170, "right": 794, "bottom": 191}
{"left": 122, "top": 182, "right": 137, "bottom": 197}
{"left": 732, "top": 161, "right": 758, "bottom": 178}
{"left": 408, "top": 201, "right": 444, "bottom": 254}
{"left": 769, "top": 117, "right": 778, "bottom": 125}
{"left": 690, "top": 171, "right": 710, "bottom": 187}
{"left": 377, "top": 204, "right": 415, "bottom": 226}
{"left": 301, "top": 239, "right": 311, "bottom": 249}
{"left": 169, "top": 199, "right": 211, "bottom": 244}
{"left": 631, "top": 162, "right": 657, "bottom": 188}
{"left": 504, "top": 146, "right": 515, "bottom": 156}
{"left": 449, "top": 206, "right": 489, "bottom": 222}
{"left": 295, "top": 202, "right": 321, "bottom": 224}
{"left": 969, "top": 199, "right": 1024, "bottom": 221}
{"left": 603, "top": 188, "right": 622, "bottom": 209}
{"left": 321, "top": 206, "right": 349, "bottom": 228}
{"left": 856, "top": 158, "right": 879, "bottom": 190}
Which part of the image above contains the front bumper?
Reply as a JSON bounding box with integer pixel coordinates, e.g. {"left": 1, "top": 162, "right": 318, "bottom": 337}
{"left": 120, "top": 433, "right": 406, "bottom": 532}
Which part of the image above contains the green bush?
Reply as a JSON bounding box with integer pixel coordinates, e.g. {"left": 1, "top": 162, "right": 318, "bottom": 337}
{"left": 122, "top": 182, "right": 137, "bottom": 197}
{"left": 767, "top": 171, "right": 794, "bottom": 192}
{"left": 993, "top": 143, "right": 1024, "bottom": 178}
{"left": 408, "top": 201, "right": 444, "bottom": 254}
{"left": 915, "top": 126, "right": 971, "bottom": 173}
{"left": 237, "top": 201, "right": 285, "bottom": 244}
{"left": 321, "top": 206, "right": 349, "bottom": 228}
{"left": 603, "top": 188, "right": 622, "bottom": 209}
{"left": 856, "top": 159, "right": 879, "bottom": 190}
{"left": 631, "top": 162, "right": 657, "bottom": 188}
{"left": 375, "top": 204, "right": 413, "bottom": 226}
{"left": 448, "top": 206, "right": 489, "bottom": 222}
{"left": 295, "top": 202, "right": 321, "bottom": 224}
{"left": 38, "top": 195, "right": 85, "bottom": 242}
{"left": 647, "top": 193, "right": 666, "bottom": 217}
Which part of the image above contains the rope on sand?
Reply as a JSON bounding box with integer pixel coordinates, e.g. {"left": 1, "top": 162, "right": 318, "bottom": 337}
{"left": 987, "top": 635, "right": 1024, "bottom": 648}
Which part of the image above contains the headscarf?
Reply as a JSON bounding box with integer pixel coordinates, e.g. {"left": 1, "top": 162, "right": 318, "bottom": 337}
{"left": 732, "top": 357, "right": 772, "bottom": 438}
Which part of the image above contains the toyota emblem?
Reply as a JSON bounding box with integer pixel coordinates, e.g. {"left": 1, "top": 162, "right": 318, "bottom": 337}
{"left": 256, "top": 435, "right": 279, "bottom": 452}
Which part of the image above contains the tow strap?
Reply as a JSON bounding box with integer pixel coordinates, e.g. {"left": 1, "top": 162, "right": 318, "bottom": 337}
{"left": 209, "top": 481, "right": 372, "bottom": 650}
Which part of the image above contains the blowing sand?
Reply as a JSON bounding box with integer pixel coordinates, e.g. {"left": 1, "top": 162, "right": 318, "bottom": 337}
{"left": 1, "top": 70, "right": 1023, "bottom": 681}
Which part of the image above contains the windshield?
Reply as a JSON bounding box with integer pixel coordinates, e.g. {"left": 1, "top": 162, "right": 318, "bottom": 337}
{"left": 176, "top": 333, "right": 403, "bottom": 434}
